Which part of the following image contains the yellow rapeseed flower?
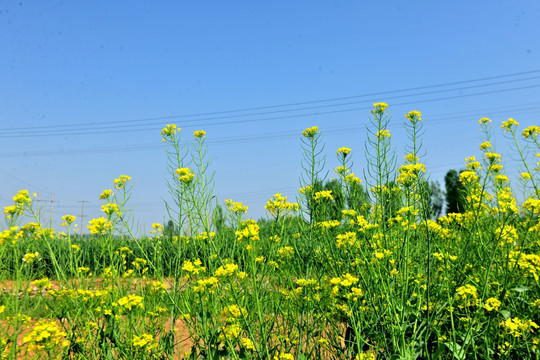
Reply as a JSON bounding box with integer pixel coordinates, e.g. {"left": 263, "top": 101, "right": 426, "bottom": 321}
{"left": 264, "top": 193, "right": 299, "bottom": 216}
{"left": 485, "top": 152, "right": 502, "bottom": 163}
{"left": 302, "top": 126, "right": 319, "bottom": 138}
{"left": 99, "top": 189, "right": 112, "bottom": 200}
{"left": 313, "top": 190, "right": 333, "bottom": 202}
{"left": 225, "top": 199, "right": 248, "bottom": 213}
{"left": 101, "top": 203, "right": 119, "bottom": 216}
{"left": 193, "top": 130, "right": 206, "bottom": 138}
{"left": 336, "top": 147, "right": 351, "bottom": 157}
{"left": 13, "top": 190, "right": 32, "bottom": 206}
{"left": 484, "top": 297, "right": 501, "bottom": 311}
{"left": 175, "top": 168, "right": 195, "bottom": 184}
{"left": 479, "top": 141, "right": 491, "bottom": 150}
{"left": 478, "top": 117, "right": 491, "bottom": 125}
{"left": 23, "top": 319, "right": 69, "bottom": 351}
{"left": 405, "top": 110, "right": 422, "bottom": 122}
{"left": 22, "top": 252, "right": 40, "bottom": 264}
{"left": 375, "top": 129, "right": 391, "bottom": 140}
{"left": 522, "top": 125, "right": 539, "bottom": 139}
{"left": 117, "top": 294, "right": 144, "bottom": 311}
{"left": 87, "top": 217, "right": 113, "bottom": 235}
{"left": 113, "top": 175, "right": 131, "bottom": 189}
{"left": 501, "top": 118, "right": 519, "bottom": 132}
{"left": 61, "top": 214, "right": 76, "bottom": 225}
{"left": 160, "top": 124, "right": 178, "bottom": 141}
{"left": 371, "top": 102, "right": 389, "bottom": 115}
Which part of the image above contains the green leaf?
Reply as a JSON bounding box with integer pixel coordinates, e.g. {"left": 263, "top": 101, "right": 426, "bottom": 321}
{"left": 444, "top": 342, "right": 466, "bottom": 360}
{"left": 510, "top": 286, "right": 530, "bottom": 293}
{"left": 499, "top": 310, "right": 511, "bottom": 319}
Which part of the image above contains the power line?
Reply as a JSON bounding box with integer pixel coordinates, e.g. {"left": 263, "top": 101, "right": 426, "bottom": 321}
{"left": 1, "top": 70, "right": 540, "bottom": 136}
{"left": 2, "top": 102, "right": 540, "bottom": 158}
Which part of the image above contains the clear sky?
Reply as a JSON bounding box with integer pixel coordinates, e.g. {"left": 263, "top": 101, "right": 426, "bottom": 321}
{"left": 1, "top": 1, "right": 540, "bottom": 235}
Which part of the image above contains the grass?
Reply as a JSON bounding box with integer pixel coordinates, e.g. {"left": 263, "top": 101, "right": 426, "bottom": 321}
{"left": 0, "top": 105, "right": 539, "bottom": 359}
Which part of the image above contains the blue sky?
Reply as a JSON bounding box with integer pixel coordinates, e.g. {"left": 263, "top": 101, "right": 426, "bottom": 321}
{"left": 1, "top": 1, "right": 539, "bottom": 235}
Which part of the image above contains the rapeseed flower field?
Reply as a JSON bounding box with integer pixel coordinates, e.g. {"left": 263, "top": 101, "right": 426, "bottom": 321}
{"left": 1, "top": 103, "right": 539, "bottom": 359}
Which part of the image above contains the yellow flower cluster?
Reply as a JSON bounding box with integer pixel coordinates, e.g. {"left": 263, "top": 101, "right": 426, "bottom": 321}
{"left": 13, "top": 189, "right": 32, "bottom": 206}
{"left": 235, "top": 220, "right": 260, "bottom": 243}
{"left": 150, "top": 223, "right": 163, "bottom": 235}
{"left": 23, "top": 319, "right": 69, "bottom": 351}
{"left": 484, "top": 297, "right": 501, "bottom": 311}
{"left": 495, "top": 224, "right": 518, "bottom": 247}
{"left": 508, "top": 251, "right": 540, "bottom": 280}
{"left": 478, "top": 117, "right": 492, "bottom": 125}
{"left": 302, "top": 126, "right": 319, "bottom": 138}
{"left": 455, "top": 284, "right": 479, "bottom": 307}
{"left": 22, "top": 252, "right": 40, "bottom": 264}
{"left": 330, "top": 273, "right": 360, "bottom": 288}
{"left": 522, "top": 125, "right": 539, "bottom": 139}
{"left": 113, "top": 175, "right": 131, "bottom": 190}
{"left": 336, "top": 147, "right": 351, "bottom": 157}
{"left": 214, "top": 263, "right": 240, "bottom": 277}
{"left": 336, "top": 232, "right": 357, "bottom": 248}
{"left": 220, "top": 304, "right": 247, "bottom": 323}
{"left": 150, "top": 281, "right": 167, "bottom": 294}
{"left": 345, "top": 173, "right": 362, "bottom": 184}
{"left": 60, "top": 214, "right": 76, "bottom": 227}
{"left": 501, "top": 118, "right": 519, "bottom": 132}
{"left": 313, "top": 190, "right": 333, "bottom": 202}
{"left": 397, "top": 162, "right": 426, "bottom": 187}
{"left": 4, "top": 190, "right": 32, "bottom": 219}
{"left": 99, "top": 189, "right": 112, "bottom": 200}
{"left": 175, "top": 168, "right": 195, "bottom": 184}
{"left": 101, "top": 203, "right": 119, "bottom": 216}
{"left": 485, "top": 152, "right": 502, "bottom": 164}
{"left": 479, "top": 141, "right": 491, "bottom": 150}
{"left": 500, "top": 317, "right": 539, "bottom": 338}
{"left": 264, "top": 193, "right": 299, "bottom": 216}
{"left": 465, "top": 156, "right": 481, "bottom": 171}
{"left": 277, "top": 246, "right": 294, "bottom": 259}
{"left": 116, "top": 294, "right": 144, "bottom": 311}
{"left": 87, "top": 217, "right": 113, "bottom": 235}
{"left": 4, "top": 205, "right": 22, "bottom": 219}
{"left": 193, "top": 130, "right": 206, "bottom": 138}
{"left": 371, "top": 102, "right": 389, "bottom": 114}
{"left": 225, "top": 199, "right": 248, "bottom": 214}
{"left": 194, "top": 231, "right": 215, "bottom": 241}
{"left": 160, "top": 124, "right": 178, "bottom": 141}
{"left": 193, "top": 276, "right": 219, "bottom": 293}
{"left": 459, "top": 170, "right": 478, "bottom": 184}
{"left": 375, "top": 129, "right": 391, "bottom": 140}
{"left": 405, "top": 110, "right": 422, "bottom": 122}
{"left": 182, "top": 259, "right": 206, "bottom": 275}
{"left": 315, "top": 219, "right": 341, "bottom": 230}
{"left": 522, "top": 197, "right": 540, "bottom": 214}
{"left": 132, "top": 333, "right": 157, "bottom": 352}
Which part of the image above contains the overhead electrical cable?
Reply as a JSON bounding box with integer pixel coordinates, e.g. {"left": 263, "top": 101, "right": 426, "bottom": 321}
{"left": 1, "top": 70, "right": 540, "bottom": 134}
{"left": 2, "top": 104, "right": 540, "bottom": 158}
{"left": 2, "top": 81, "right": 540, "bottom": 139}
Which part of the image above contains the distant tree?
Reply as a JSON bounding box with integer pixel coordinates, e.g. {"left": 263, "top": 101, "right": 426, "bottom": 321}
{"left": 163, "top": 219, "right": 176, "bottom": 237}
{"left": 324, "top": 179, "right": 345, "bottom": 221}
{"left": 305, "top": 179, "right": 346, "bottom": 222}
{"left": 444, "top": 169, "right": 466, "bottom": 214}
{"left": 420, "top": 180, "right": 444, "bottom": 220}
{"left": 346, "top": 182, "right": 371, "bottom": 216}
{"left": 212, "top": 204, "right": 225, "bottom": 233}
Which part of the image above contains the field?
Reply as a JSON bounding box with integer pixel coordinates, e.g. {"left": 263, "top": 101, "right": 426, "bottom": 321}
{"left": 1, "top": 104, "right": 539, "bottom": 359}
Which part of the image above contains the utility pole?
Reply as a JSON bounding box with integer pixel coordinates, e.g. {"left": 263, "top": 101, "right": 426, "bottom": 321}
{"left": 78, "top": 200, "right": 88, "bottom": 236}
{"left": 48, "top": 193, "right": 57, "bottom": 228}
